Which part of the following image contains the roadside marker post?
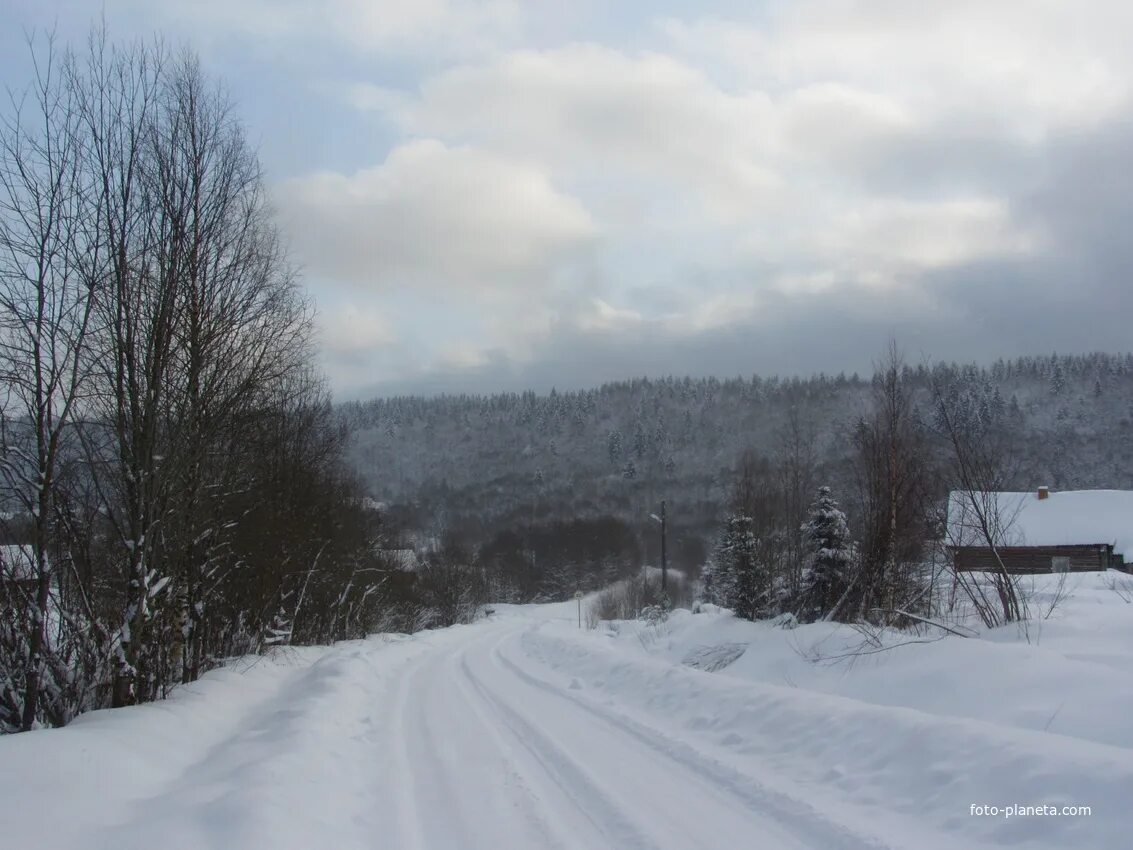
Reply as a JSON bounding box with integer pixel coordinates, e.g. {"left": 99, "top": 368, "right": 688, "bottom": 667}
{"left": 575, "top": 590, "right": 583, "bottom": 628}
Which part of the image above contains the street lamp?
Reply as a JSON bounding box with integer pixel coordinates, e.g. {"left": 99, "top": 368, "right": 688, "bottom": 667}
{"left": 649, "top": 500, "right": 667, "bottom": 592}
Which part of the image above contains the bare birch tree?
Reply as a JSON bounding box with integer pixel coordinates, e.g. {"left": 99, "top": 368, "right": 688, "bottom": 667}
{"left": 0, "top": 28, "right": 387, "bottom": 727}
{"left": 0, "top": 35, "right": 99, "bottom": 730}
{"left": 68, "top": 33, "right": 171, "bottom": 706}
{"left": 152, "top": 51, "right": 310, "bottom": 684}
{"left": 931, "top": 370, "right": 1027, "bottom": 627}
{"left": 775, "top": 406, "right": 817, "bottom": 598}
{"left": 847, "top": 343, "right": 933, "bottom": 623}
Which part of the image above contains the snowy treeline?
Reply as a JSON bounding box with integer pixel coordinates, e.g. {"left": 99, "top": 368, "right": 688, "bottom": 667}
{"left": 703, "top": 484, "right": 855, "bottom": 624}
{"left": 700, "top": 348, "right": 1039, "bottom": 629}
{"left": 703, "top": 485, "right": 853, "bottom": 623}
{"left": 0, "top": 35, "right": 400, "bottom": 732}
{"left": 343, "top": 351, "right": 1133, "bottom": 581}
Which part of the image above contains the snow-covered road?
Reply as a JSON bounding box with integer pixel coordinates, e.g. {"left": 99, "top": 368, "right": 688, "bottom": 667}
{"left": 379, "top": 615, "right": 873, "bottom": 850}
{"left": 2, "top": 597, "right": 1128, "bottom": 849}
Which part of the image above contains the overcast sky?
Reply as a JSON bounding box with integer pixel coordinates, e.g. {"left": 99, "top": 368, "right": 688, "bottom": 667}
{"left": 5, "top": 1, "right": 1133, "bottom": 398}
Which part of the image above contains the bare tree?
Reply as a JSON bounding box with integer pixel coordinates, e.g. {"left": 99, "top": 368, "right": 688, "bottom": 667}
{"left": 775, "top": 406, "right": 817, "bottom": 599}
{"left": 415, "top": 539, "right": 486, "bottom": 628}
{"left": 931, "top": 371, "right": 1027, "bottom": 627}
{"left": 152, "top": 51, "right": 310, "bottom": 684}
{"left": 0, "top": 34, "right": 100, "bottom": 730}
{"left": 0, "top": 28, "right": 389, "bottom": 728}
{"left": 847, "top": 343, "right": 933, "bottom": 624}
{"left": 69, "top": 33, "right": 170, "bottom": 706}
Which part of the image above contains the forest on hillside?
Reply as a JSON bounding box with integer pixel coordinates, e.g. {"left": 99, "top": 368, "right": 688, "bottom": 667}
{"left": 342, "top": 351, "right": 1133, "bottom": 588}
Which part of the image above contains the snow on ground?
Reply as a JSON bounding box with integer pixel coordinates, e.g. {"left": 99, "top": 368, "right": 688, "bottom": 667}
{"left": 1, "top": 574, "right": 1130, "bottom": 849}
{"left": 598, "top": 572, "right": 1133, "bottom": 748}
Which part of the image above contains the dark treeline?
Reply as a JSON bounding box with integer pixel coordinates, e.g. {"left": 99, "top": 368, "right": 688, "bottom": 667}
{"left": 0, "top": 33, "right": 430, "bottom": 733}
{"left": 343, "top": 350, "right": 1133, "bottom": 607}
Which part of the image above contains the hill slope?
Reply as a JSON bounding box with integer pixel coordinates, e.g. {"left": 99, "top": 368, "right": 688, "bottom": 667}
{"left": 341, "top": 353, "right": 1133, "bottom": 558}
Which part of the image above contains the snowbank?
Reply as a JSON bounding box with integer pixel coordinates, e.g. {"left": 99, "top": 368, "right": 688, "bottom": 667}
{"left": 0, "top": 636, "right": 436, "bottom": 850}
{"left": 1, "top": 574, "right": 1128, "bottom": 850}
{"left": 530, "top": 571, "right": 1133, "bottom": 849}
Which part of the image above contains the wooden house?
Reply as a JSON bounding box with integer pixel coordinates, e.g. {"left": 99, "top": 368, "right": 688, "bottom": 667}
{"left": 948, "top": 488, "right": 1133, "bottom": 574}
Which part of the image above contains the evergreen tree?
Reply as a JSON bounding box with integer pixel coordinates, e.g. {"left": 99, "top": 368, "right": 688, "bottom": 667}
{"left": 1050, "top": 358, "right": 1066, "bottom": 395}
{"left": 709, "top": 514, "right": 768, "bottom": 620}
{"left": 798, "top": 487, "right": 854, "bottom": 623}
{"left": 607, "top": 429, "right": 623, "bottom": 465}
{"left": 633, "top": 422, "right": 648, "bottom": 460}
{"left": 699, "top": 556, "right": 723, "bottom": 606}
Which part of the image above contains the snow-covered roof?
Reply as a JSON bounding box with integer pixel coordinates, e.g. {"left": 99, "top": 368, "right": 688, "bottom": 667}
{"left": 947, "top": 489, "right": 1133, "bottom": 557}
{"left": 0, "top": 544, "right": 35, "bottom": 581}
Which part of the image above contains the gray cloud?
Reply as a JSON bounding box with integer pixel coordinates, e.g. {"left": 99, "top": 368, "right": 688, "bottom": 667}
{"left": 227, "top": 2, "right": 1133, "bottom": 396}
{"left": 16, "top": 2, "right": 1133, "bottom": 399}
{"left": 276, "top": 140, "right": 597, "bottom": 294}
{"left": 344, "top": 109, "right": 1133, "bottom": 398}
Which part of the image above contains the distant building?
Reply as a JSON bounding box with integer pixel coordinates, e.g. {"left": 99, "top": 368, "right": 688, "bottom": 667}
{"left": 947, "top": 488, "right": 1133, "bottom": 574}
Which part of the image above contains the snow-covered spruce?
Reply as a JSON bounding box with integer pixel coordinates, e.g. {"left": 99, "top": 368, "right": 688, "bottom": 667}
{"left": 798, "top": 486, "right": 854, "bottom": 623}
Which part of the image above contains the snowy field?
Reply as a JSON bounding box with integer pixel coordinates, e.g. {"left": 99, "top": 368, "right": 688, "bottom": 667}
{"left": 2, "top": 573, "right": 1131, "bottom": 850}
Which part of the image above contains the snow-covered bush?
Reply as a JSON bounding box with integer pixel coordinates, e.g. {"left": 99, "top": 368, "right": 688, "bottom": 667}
{"left": 588, "top": 571, "right": 690, "bottom": 626}
{"left": 638, "top": 604, "right": 668, "bottom": 626}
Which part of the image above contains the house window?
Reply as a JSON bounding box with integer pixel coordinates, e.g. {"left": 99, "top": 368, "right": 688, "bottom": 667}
{"left": 1051, "top": 556, "right": 1070, "bottom": 573}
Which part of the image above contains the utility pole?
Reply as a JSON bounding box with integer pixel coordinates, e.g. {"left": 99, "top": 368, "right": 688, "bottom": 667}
{"left": 660, "top": 499, "right": 668, "bottom": 592}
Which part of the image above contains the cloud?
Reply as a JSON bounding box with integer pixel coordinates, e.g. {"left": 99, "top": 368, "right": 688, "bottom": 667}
{"left": 130, "top": 0, "right": 523, "bottom": 58}
{"left": 319, "top": 305, "right": 398, "bottom": 357}
{"left": 816, "top": 197, "right": 1039, "bottom": 281}
{"left": 571, "top": 299, "right": 644, "bottom": 333}
{"left": 391, "top": 44, "right": 782, "bottom": 218}
{"left": 660, "top": 3, "right": 1133, "bottom": 134}
{"left": 250, "top": 1, "right": 1133, "bottom": 394}
{"left": 276, "top": 140, "right": 597, "bottom": 293}
{"left": 14, "top": 0, "right": 1130, "bottom": 401}
{"left": 372, "top": 39, "right": 1047, "bottom": 274}
{"left": 341, "top": 281, "right": 967, "bottom": 397}
{"left": 777, "top": 83, "right": 915, "bottom": 168}
{"left": 313, "top": 303, "right": 401, "bottom": 392}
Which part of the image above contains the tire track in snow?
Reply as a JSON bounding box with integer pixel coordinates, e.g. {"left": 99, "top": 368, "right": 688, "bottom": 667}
{"left": 466, "top": 631, "right": 817, "bottom": 850}
{"left": 492, "top": 624, "right": 909, "bottom": 850}
{"left": 395, "top": 622, "right": 593, "bottom": 850}
{"left": 446, "top": 639, "right": 577, "bottom": 850}
{"left": 400, "top": 640, "right": 487, "bottom": 849}
{"left": 458, "top": 636, "right": 664, "bottom": 850}
{"left": 387, "top": 635, "right": 429, "bottom": 850}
